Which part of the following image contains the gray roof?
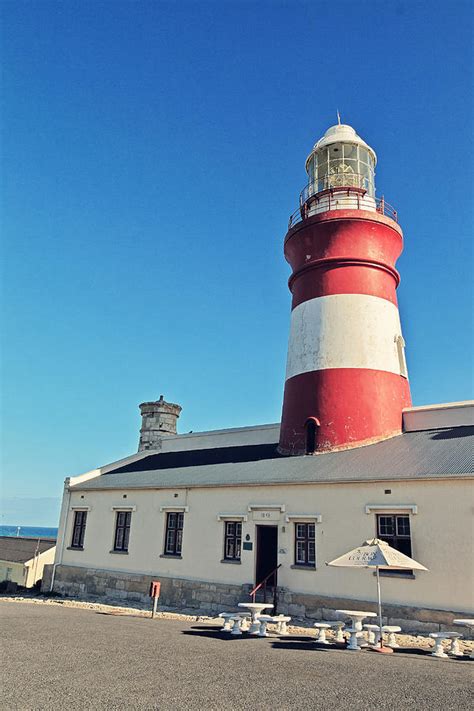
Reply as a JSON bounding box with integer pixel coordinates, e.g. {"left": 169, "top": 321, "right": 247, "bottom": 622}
{"left": 0, "top": 537, "right": 56, "bottom": 564}
{"left": 74, "top": 426, "right": 473, "bottom": 491}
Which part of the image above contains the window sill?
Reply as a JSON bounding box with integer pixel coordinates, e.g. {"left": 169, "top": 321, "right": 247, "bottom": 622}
{"left": 220, "top": 558, "right": 241, "bottom": 565}
{"left": 290, "top": 564, "right": 316, "bottom": 571}
{"left": 375, "top": 570, "right": 415, "bottom": 579}
{"left": 109, "top": 550, "right": 129, "bottom": 555}
{"left": 160, "top": 554, "right": 182, "bottom": 559}
{"left": 67, "top": 546, "right": 84, "bottom": 551}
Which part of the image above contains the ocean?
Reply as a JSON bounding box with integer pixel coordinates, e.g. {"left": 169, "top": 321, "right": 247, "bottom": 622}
{"left": 0, "top": 525, "right": 58, "bottom": 539}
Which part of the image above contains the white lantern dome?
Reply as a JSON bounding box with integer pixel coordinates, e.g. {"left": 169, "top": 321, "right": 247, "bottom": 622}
{"left": 306, "top": 123, "right": 377, "bottom": 169}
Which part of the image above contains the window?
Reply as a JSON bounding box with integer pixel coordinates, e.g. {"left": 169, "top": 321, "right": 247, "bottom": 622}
{"left": 223, "top": 521, "right": 242, "bottom": 561}
{"left": 294, "top": 522, "right": 316, "bottom": 567}
{"left": 305, "top": 418, "right": 319, "bottom": 455}
{"left": 305, "top": 420, "right": 317, "bottom": 454}
{"left": 71, "top": 510, "right": 87, "bottom": 549}
{"left": 113, "top": 511, "right": 132, "bottom": 552}
{"left": 377, "top": 514, "right": 412, "bottom": 558}
{"left": 164, "top": 512, "right": 184, "bottom": 556}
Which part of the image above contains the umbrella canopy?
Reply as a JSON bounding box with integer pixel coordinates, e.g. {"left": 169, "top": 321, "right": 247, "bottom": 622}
{"left": 327, "top": 539, "right": 428, "bottom": 651}
{"left": 328, "top": 538, "right": 428, "bottom": 571}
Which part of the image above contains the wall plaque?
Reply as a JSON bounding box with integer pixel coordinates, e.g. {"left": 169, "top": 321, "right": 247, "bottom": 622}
{"left": 251, "top": 510, "right": 281, "bottom": 521}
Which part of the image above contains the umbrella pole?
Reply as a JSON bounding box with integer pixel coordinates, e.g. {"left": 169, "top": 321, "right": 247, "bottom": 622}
{"left": 376, "top": 566, "right": 383, "bottom": 648}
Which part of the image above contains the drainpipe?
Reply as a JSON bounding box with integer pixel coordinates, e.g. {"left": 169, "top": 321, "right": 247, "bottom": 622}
{"left": 32, "top": 538, "right": 41, "bottom": 587}
{"left": 50, "top": 478, "right": 71, "bottom": 593}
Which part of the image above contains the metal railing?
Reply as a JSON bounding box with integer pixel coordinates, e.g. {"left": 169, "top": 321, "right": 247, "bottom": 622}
{"left": 288, "top": 183, "right": 398, "bottom": 229}
{"left": 250, "top": 563, "right": 282, "bottom": 612}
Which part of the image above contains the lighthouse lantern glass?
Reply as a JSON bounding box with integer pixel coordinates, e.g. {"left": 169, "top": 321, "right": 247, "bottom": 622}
{"left": 308, "top": 143, "right": 375, "bottom": 197}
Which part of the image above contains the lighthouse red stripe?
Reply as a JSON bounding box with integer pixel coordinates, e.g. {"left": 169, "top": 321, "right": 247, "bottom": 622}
{"left": 284, "top": 212, "right": 404, "bottom": 309}
{"left": 279, "top": 368, "right": 412, "bottom": 456}
{"left": 289, "top": 261, "right": 400, "bottom": 309}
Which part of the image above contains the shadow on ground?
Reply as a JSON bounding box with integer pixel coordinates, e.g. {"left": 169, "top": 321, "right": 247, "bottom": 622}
{"left": 183, "top": 629, "right": 347, "bottom": 650}
{"left": 182, "top": 629, "right": 263, "bottom": 641}
{"left": 271, "top": 639, "right": 346, "bottom": 652}
{"left": 182, "top": 627, "right": 474, "bottom": 661}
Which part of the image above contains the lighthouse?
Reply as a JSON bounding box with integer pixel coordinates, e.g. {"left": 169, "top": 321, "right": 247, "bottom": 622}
{"left": 279, "top": 121, "right": 412, "bottom": 456}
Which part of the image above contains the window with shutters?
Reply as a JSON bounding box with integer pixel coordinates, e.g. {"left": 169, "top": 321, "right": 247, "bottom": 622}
{"left": 70, "top": 510, "right": 87, "bottom": 549}
{"left": 164, "top": 512, "right": 184, "bottom": 556}
{"left": 113, "top": 510, "right": 132, "bottom": 552}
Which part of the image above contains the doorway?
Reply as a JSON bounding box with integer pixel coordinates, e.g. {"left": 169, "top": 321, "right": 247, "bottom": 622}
{"left": 255, "top": 525, "right": 278, "bottom": 586}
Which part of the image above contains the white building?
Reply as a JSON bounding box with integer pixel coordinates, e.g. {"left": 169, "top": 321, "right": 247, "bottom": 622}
{"left": 46, "top": 401, "right": 473, "bottom": 630}
{"left": 0, "top": 536, "right": 56, "bottom": 589}
{"left": 47, "top": 123, "right": 474, "bottom": 630}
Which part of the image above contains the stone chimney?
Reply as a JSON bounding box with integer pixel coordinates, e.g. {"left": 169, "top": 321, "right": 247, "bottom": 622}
{"left": 138, "top": 395, "right": 182, "bottom": 451}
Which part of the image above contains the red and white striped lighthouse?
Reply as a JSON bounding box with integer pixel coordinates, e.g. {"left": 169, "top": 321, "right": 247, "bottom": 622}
{"left": 279, "top": 122, "right": 412, "bottom": 456}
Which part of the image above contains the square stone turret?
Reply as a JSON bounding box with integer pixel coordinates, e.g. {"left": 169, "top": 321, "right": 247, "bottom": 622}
{"left": 138, "top": 395, "right": 182, "bottom": 451}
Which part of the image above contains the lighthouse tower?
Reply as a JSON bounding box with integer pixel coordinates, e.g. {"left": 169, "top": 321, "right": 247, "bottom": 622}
{"left": 279, "top": 122, "right": 412, "bottom": 456}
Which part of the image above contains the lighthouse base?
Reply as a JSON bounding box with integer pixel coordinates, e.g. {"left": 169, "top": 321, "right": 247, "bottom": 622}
{"left": 279, "top": 368, "right": 412, "bottom": 456}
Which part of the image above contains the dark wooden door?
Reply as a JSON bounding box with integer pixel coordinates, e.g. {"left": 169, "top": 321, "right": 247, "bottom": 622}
{"left": 255, "top": 525, "right": 278, "bottom": 586}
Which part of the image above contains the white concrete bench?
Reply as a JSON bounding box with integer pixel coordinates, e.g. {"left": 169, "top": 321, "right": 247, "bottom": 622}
{"left": 363, "top": 624, "right": 401, "bottom": 647}
{"left": 453, "top": 619, "right": 474, "bottom": 658}
{"left": 363, "top": 624, "right": 380, "bottom": 645}
{"left": 257, "top": 614, "right": 275, "bottom": 637}
{"left": 429, "top": 632, "right": 463, "bottom": 658}
{"left": 218, "top": 613, "right": 235, "bottom": 632}
{"left": 448, "top": 633, "right": 463, "bottom": 657}
{"left": 313, "top": 623, "right": 331, "bottom": 645}
{"left": 344, "top": 627, "right": 366, "bottom": 651}
{"left": 219, "top": 612, "right": 250, "bottom": 635}
{"left": 230, "top": 614, "right": 251, "bottom": 635}
{"left": 382, "top": 626, "right": 402, "bottom": 648}
{"left": 270, "top": 615, "right": 292, "bottom": 635}
{"left": 328, "top": 621, "right": 345, "bottom": 643}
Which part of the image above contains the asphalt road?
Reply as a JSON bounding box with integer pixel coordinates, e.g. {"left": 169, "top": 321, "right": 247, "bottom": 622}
{"left": 1, "top": 601, "right": 471, "bottom": 710}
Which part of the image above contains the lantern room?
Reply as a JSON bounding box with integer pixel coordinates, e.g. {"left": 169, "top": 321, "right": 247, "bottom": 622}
{"left": 299, "top": 123, "right": 378, "bottom": 217}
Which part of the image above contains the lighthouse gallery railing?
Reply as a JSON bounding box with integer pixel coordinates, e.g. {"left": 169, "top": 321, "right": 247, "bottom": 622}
{"left": 288, "top": 181, "right": 398, "bottom": 229}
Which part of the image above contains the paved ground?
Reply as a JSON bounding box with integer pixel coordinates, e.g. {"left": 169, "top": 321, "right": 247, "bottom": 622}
{"left": 1, "top": 601, "right": 471, "bottom": 710}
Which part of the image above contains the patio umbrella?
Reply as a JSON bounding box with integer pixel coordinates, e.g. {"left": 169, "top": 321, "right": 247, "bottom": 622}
{"left": 327, "top": 538, "right": 428, "bottom": 651}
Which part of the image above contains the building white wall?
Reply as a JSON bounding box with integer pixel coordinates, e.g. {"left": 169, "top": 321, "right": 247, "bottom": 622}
{"left": 59, "top": 478, "right": 473, "bottom": 613}
{"left": 0, "top": 560, "right": 26, "bottom": 586}
{"left": 403, "top": 401, "right": 474, "bottom": 431}
{"left": 24, "top": 547, "right": 56, "bottom": 587}
{"left": 0, "top": 546, "right": 56, "bottom": 588}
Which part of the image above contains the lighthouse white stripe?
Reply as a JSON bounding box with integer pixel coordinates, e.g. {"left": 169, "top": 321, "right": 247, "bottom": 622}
{"left": 285, "top": 294, "right": 404, "bottom": 381}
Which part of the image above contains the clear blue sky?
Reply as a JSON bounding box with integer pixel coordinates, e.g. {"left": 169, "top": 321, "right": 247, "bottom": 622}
{"left": 1, "top": 1, "right": 472, "bottom": 526}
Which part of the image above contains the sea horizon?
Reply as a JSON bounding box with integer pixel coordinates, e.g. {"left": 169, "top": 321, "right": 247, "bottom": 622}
{"left": 0, "top": 525, "right": 58, "bottom": 539}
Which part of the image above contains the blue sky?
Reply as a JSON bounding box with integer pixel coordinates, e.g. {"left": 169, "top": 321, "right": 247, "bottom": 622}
{"left": 1, "top": 1, "right": 472, "bottom": 526}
